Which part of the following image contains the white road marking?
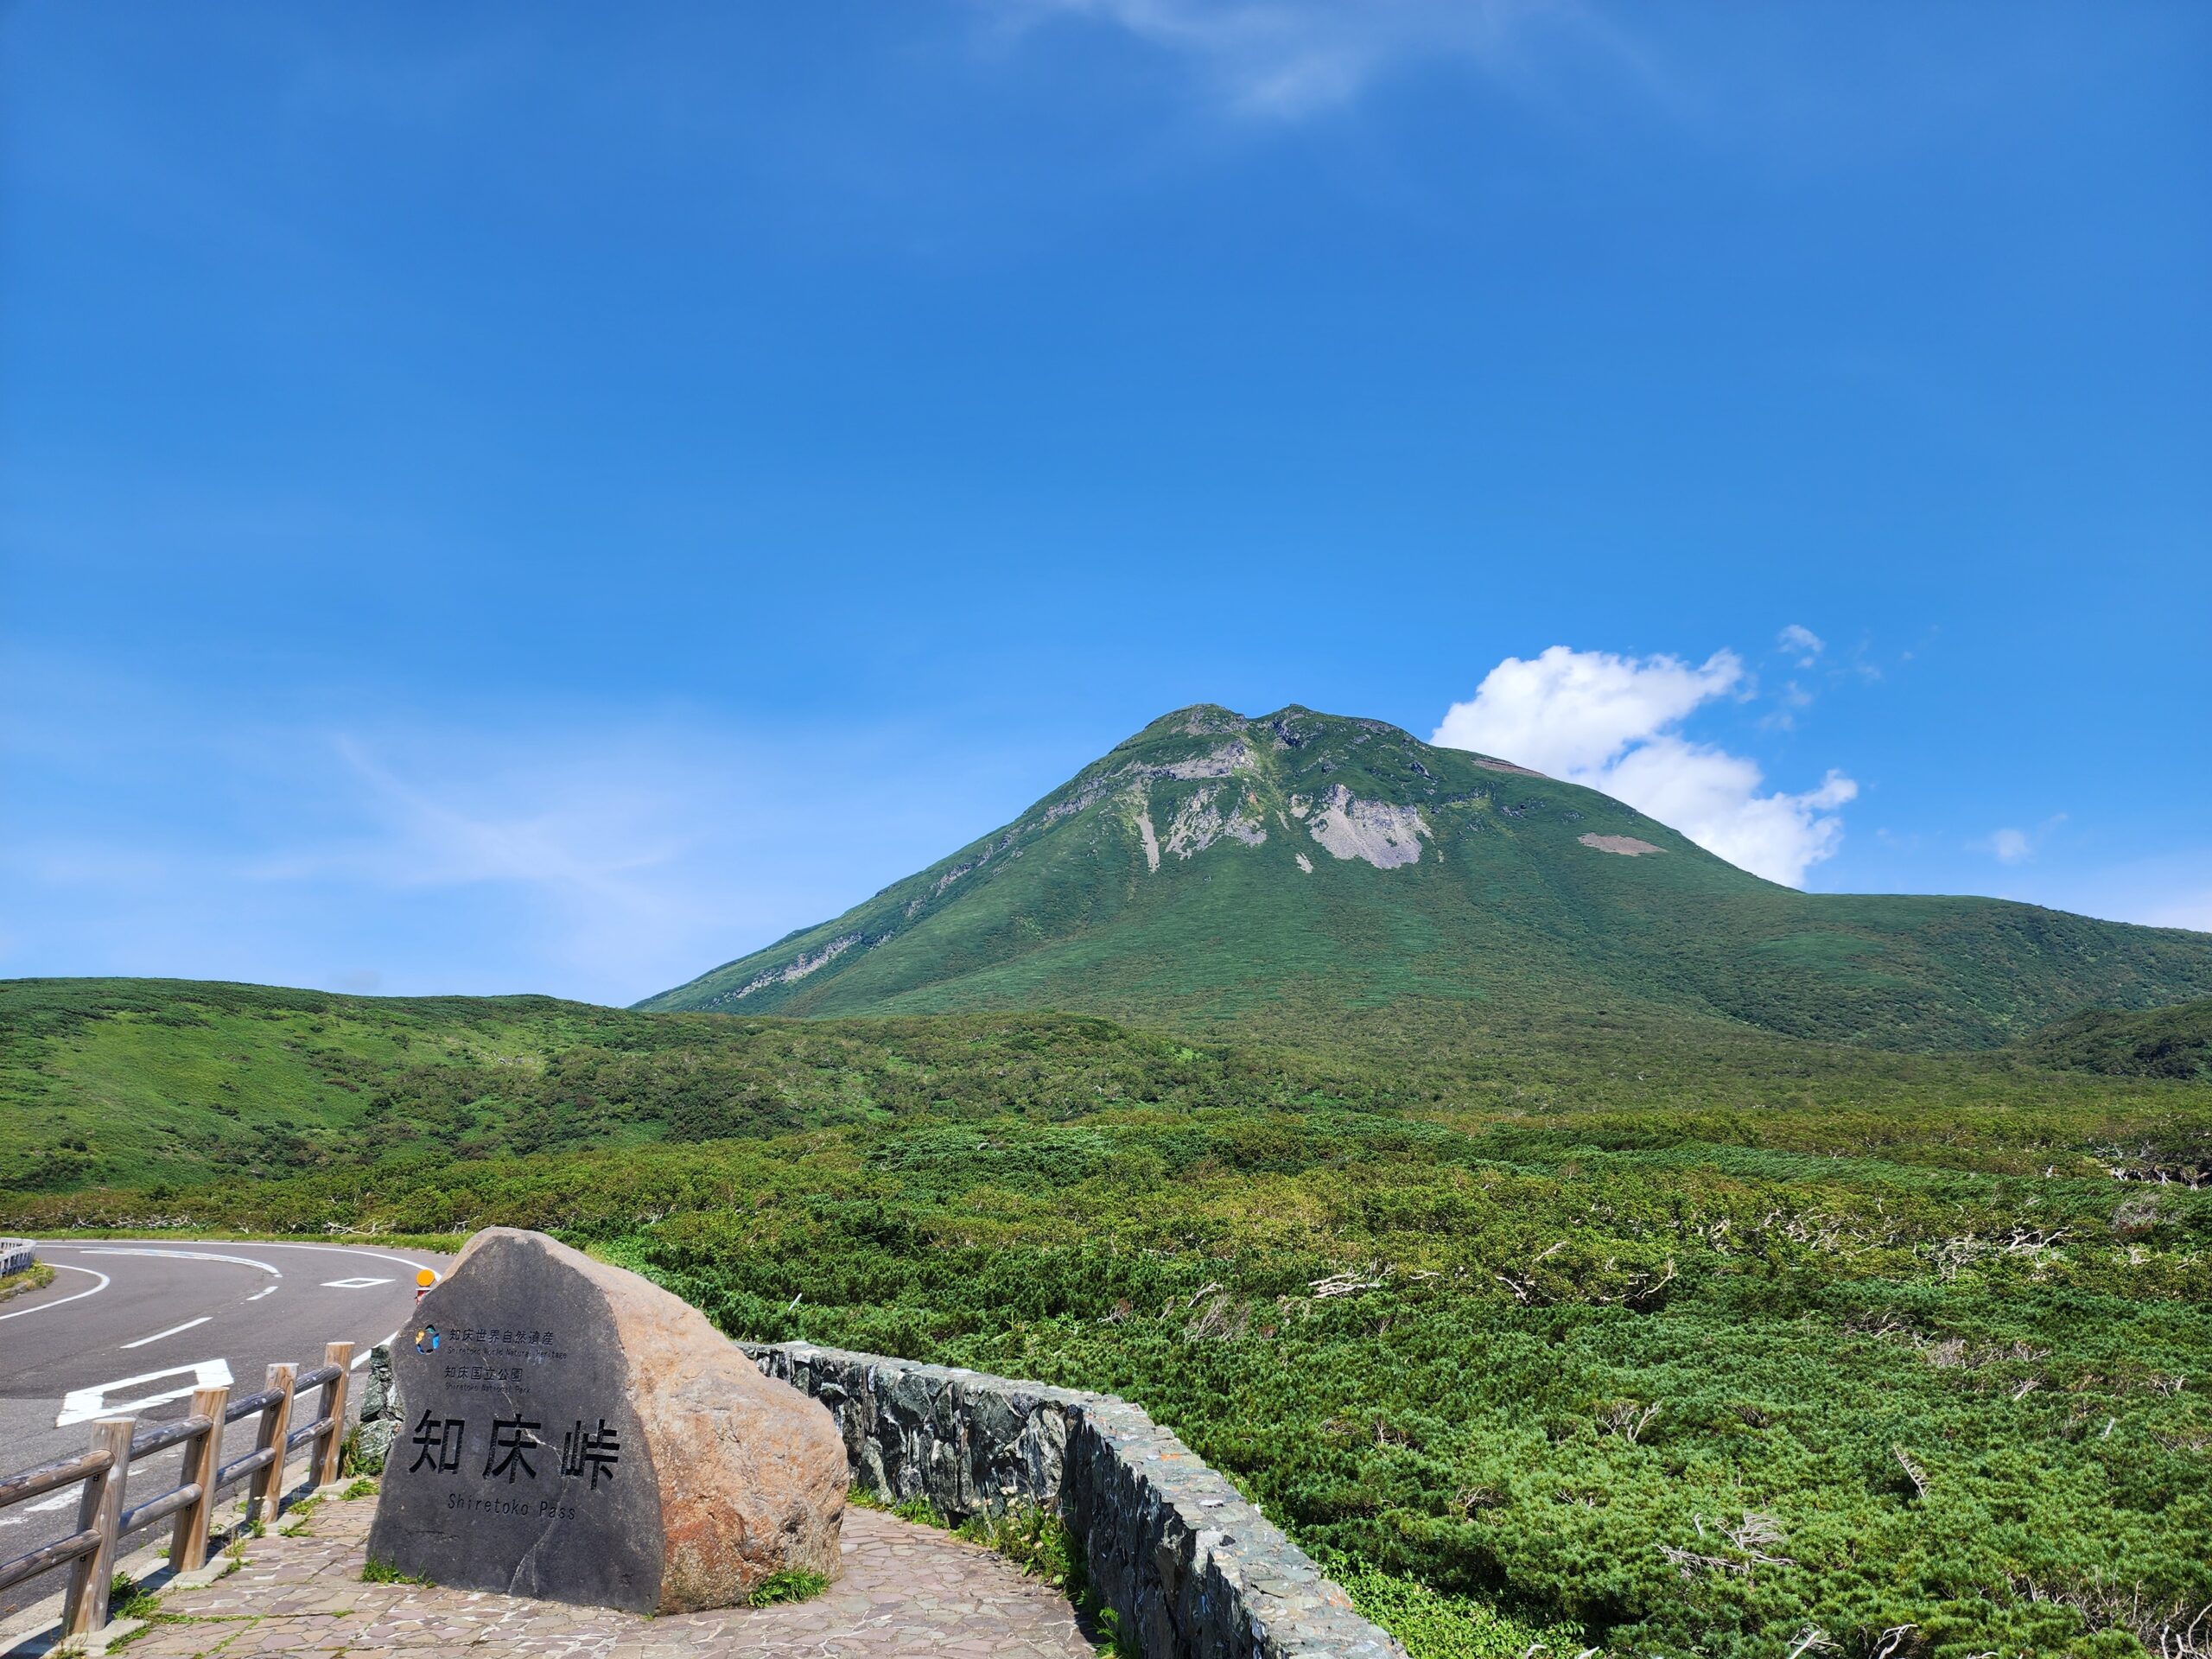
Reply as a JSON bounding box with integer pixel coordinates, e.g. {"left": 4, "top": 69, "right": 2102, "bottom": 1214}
{"left": 0, "top": 1262, "right": 111, "bottom": 1323}
{"left": 121, "top": 1315, "right": 213, "bottom": 1351}
{"left": 319, "top": 1276, "right": 392, "bottom": 1290}
{"left": 226, "top": 1243, "right": 438, "bottom": 1276}
{"left": 248, "top": 1287, "right": 277, "bottom": 1301}
{"left": 58, "top": 1358, "right": 235, "bottom": 1427}
{"left": 22, "top": 1492, "right": 78, "bottom": 1514}
{"left": 76, "top": 1248, "right": 280, "bottom": 1277}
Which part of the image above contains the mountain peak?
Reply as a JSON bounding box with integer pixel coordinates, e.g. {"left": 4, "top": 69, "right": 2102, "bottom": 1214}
{"left": 1122, "top": 702, "right": 1442, "bottom": 763}
{"left": 640, "top": 705, "right": 2212, "bottom": 1048}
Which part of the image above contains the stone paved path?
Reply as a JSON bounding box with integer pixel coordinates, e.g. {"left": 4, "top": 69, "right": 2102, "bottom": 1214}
{"left": 116, "top": 1487, "right": 1101, "bottom": 1657}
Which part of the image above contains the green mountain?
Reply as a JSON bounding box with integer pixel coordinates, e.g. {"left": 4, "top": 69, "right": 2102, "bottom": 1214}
{"left": 643, "top": 704, "right": 2212, "bottom": 1050}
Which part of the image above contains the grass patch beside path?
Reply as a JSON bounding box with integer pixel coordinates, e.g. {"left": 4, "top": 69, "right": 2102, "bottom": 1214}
{"left": 0, "top": 1261, "right": 54, "bottom": 1302}
{"left": 108, "top": 1573, "right": 162, "bottom": 1621}
{"left": 360, "top": 1559, "right": 434, "bottom": 1586}
{"left": 747, "top": 1569, "right": 830, "bottom": 1607}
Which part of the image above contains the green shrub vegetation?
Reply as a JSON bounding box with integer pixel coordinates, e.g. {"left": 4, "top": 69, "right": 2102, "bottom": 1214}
{"left": 955, "top": 1503, "right": 1078, "bottom": 1592}
{"left": 1334, "top": 1559, "right": 1590, "bottom": 1659}
{"left": 2019, "top": 996, "right": 2212, "bottom": 1083}
{"left": 8, "top": 976, "right": 2208, "bottom": 1658}
{"left": 746, "top": 1567, "right": 830, "bottom": 1606}
{"left": 0, "top": 976, "right": 1414, "bottom": 1192}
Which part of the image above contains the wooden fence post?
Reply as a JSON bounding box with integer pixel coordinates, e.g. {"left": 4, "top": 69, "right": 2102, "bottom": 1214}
{"left": 61, "top": 1417, "right": 133, "bottom": 1642}
{"left": 316, "top": 1343, "right": 355, "bottom": 1486}
{"left": 248, "top": 1363, "right": 296, "bottom": 1527}
{"left": 170, "top": 1384, "right": 229, "bottom": 1573}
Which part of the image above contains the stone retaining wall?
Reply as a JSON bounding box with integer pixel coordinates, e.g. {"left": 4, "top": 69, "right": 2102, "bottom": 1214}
{"left": 746, "top": 1341, "right": 1405, "bottom": 1659}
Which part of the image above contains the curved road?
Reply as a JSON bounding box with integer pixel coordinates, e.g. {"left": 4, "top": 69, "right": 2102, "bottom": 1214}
{"left": 0, "top": 1239, "right": 452, "bottom": 1618}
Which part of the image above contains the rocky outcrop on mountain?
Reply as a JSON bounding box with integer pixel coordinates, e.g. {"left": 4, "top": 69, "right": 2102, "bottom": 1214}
{"left": 1306, "top": 785, "right": 1430, "bottom": 869}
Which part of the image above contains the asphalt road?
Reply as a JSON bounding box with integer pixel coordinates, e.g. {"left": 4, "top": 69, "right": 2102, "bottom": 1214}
{"left": 0, "top": 1239, "right": 452, "bottom": 1618}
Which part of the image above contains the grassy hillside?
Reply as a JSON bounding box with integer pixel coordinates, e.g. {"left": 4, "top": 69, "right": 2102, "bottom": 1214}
{"left": 642, "top": 706, "right": 2212, "bottom": 1052}
{"left": 6, "top": 977, "right": 2209, "bottom": 1659}
{"left": 9, "top": 976, "right": 2208, "bottom": 1196}
{"left": 0, "top": 976, "right": 1419, "bottom": 1192}
{"left": 2018, "top": 995, "right": 2212, "bottom": 1081}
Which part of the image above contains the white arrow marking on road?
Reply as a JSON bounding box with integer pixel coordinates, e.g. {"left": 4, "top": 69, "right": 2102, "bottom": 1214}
{"left": 122, "top": 1314, "right": 213, "bottom": 1350}
{"left": 319, "top": 1276, "right": 392, "bottom": 1289}
{"left": 58, "top": 1358, "right": 234, "bottom": 1428}
{"left": 0, "top": 1262, "right": 111, "bottom": 1323}
{"left": 0, "top": 1489, "right": 80, "bottom": 1525}
{"left": 0, "top": 1491, "right": 79, "bottom": 1522}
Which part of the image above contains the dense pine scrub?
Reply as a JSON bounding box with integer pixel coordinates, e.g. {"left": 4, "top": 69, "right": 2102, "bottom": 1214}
{"left": 0, "top": 977, "right": 1402, "bottom": 1191}
{"left": 2018, "top": 997, "right": 2212, "bottom": 1082}
{"left": 9, "top": 977, "right": 2205, "bottom": 1193}
{"left": 7, "top": 979, "right": 2209, "bottom": 1659}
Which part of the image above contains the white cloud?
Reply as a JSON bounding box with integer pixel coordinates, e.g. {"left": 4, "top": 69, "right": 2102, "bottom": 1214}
{"left": 983, "top": 0, "right": 1570, "bottom": 118}
{"left": 1778, "top": 623, "right": 1824, "bottom": 666}
{"left": 1969, "top": 816, "right": 2065, "bottom": 868}
{"left": 1433, "top": 645, "right": 1746, "bottom": 778}
{"left": 1432, "top": 645, "right": 1858, "bottom": 887}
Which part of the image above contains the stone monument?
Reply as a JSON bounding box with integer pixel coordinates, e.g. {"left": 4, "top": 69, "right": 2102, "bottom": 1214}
{"left": 365, "top": 1227, "right": 846, "bottom": 1613}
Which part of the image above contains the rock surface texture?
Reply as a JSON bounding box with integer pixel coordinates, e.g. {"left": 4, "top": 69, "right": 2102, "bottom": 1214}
{"left": 367, "top": 1228, "right": 844, "bottom": 1614}
{"left": 749, "top": 1340, "right": 1407, "bottom": 1659}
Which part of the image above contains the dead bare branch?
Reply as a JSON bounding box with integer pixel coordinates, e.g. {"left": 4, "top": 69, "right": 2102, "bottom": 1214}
{"left": 1894, "top": 1445, "right": 1929, "bottom": 1501}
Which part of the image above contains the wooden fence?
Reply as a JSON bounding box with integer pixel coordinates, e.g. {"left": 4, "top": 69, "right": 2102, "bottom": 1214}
{"left": 0, "top": 1341, "right": 353, "bottom": 1645}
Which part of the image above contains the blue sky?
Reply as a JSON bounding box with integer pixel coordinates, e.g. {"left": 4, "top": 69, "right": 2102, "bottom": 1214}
{"left": 4, "top": 1, "right": 2207, "bottom": 1005}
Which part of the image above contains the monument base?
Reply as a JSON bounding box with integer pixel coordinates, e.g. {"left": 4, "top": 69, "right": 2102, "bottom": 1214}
{"left": 366, "top": 1228, "right": 844, "bottom": 1613}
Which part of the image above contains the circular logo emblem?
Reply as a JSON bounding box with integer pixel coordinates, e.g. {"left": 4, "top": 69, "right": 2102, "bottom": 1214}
{"left": 414, "top": 1324, "right": 441, "bottom": 1354}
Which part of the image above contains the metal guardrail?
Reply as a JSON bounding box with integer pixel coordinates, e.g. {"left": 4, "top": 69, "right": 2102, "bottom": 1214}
{"left": 0, "top": 1240, "right": 34, "bottom": 1279}
{"left": 0, "top": 1341, "right": 353, "bottom": 1644}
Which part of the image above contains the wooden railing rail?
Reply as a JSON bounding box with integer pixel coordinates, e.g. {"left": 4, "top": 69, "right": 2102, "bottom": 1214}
{"left": 129, "top": 1413, "right": 215, "bottom": 1459}
{"left": 0, "top": 1448, "right": 113, "bottom": 1513}
{"left": 0, "top": 1340, "right": 354, "bottom": 1645}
